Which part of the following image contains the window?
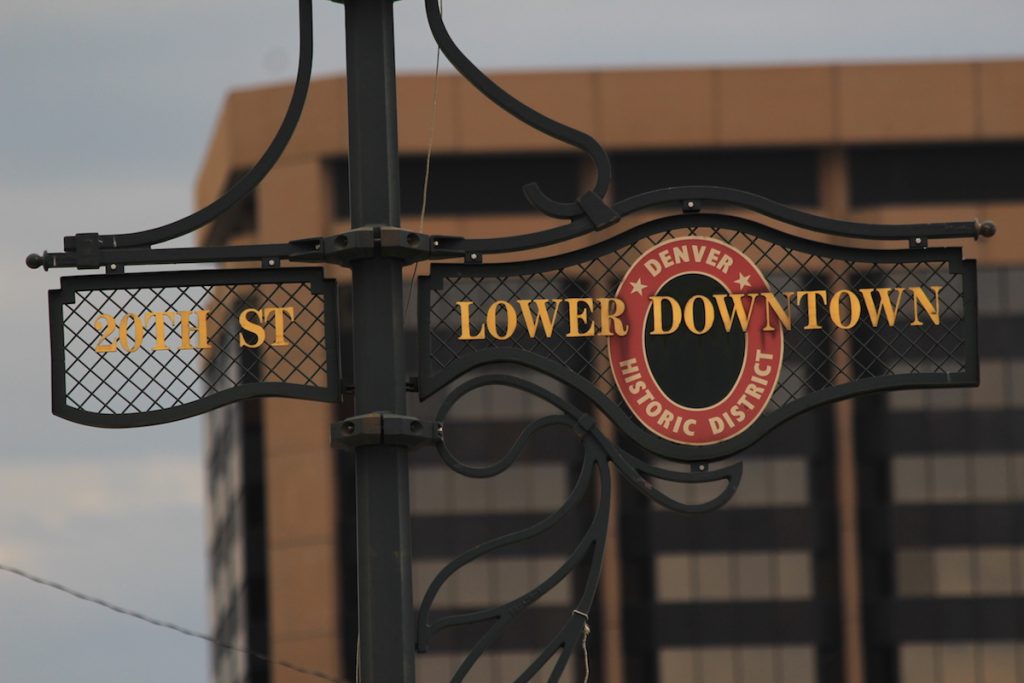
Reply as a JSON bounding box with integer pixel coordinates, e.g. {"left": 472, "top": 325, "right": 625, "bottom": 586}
{"left": 895, "top": 546, "right": 1024, "bottom": 598}
{"left": 611, "top": 149, "right": 819, "bottom": 206}
{"left": 655, "top": 550, "right": 814, "bottom": 602}
{"left": 900, "top": 641, "right": 1023, "bottom": 683}
{"left": 850, "top": 143, "right": 1024, "bottom": 206}
{"left": 659, "top": 645, "right": 817, "bottom": 683}
{"left": 330, "top": 153, "right": 584, "bottom": 218}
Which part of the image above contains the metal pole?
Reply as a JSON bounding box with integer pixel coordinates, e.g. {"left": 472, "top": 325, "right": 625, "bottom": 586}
{"left": 343, "top": 0, "right": 416, "bottom": 681}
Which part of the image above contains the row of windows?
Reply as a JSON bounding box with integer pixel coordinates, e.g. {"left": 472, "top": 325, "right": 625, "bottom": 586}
{"left": 330, "top": 144, "right": 1024, "bottom": 221}
{"left": 899, "top": 641, "right": 1024, "bottom": 683}
{"left": 655, "top": 551, "right": 814, "bottom": 603}
{"left": 850, "top": 143, "right": 1024, "bottom": 206}
{"left": 658, "top": 645, "right": 817, "bottom": 683}
{"left": 874, "top": 272, "right": 1024, "bottom": 682}
{"left": 896, "top": 546, "right": 1024, "bottom": 599}
{"left": 891, "top": 453, "right": 1024, "bottom": 505}
{"left": 410, "top": 463, "right": 569, "bottom": 516}
{"left": 890, "top": 361, "right": 1024, "bottom": 413}
{"left": 651, "top": 456, "right": 809, "bottom": 509}
{"left": 331, "top": 149, "right": 820, "bottom": 217}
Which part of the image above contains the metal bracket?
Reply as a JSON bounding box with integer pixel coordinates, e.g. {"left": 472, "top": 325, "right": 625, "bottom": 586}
{"left": 332, "top": 412, "right": 443, "bottom": 450}
{"left": 64, "top": 233, "right": 107, "bottom": 270}
{"left": 909, "top": 236, "right": 928, "bottom": 249}
{"left": 578, "top": 191, "right": 620, "bottom": 230}
{"left": 291, "top": 226, "right": 465, "bottom": 265}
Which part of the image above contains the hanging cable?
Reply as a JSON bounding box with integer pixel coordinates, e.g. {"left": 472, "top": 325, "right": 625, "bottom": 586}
{"left": 404, "top": 0, "right": 443, "bottom": 320}
{"left": 0, "top": 563, "right": 340, "bottom": 683}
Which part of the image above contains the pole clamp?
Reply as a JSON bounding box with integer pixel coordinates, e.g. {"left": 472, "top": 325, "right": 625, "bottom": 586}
{"left": 332, "top": 412, "right": 444, "bottom": 450}
{"left": 291, "top": 226, "right": 464, "bottom": 265}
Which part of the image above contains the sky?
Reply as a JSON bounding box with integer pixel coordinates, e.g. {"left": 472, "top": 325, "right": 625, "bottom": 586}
{"left": 1, "top": 1, "right": 1023, "bottom": 682}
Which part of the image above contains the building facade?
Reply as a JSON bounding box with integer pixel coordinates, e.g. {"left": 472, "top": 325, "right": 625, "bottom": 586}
{"left": 198, "top": 61, "right": 1024, "bottom": 683}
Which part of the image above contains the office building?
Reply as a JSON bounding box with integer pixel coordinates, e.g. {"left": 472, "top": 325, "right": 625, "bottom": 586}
{"left": 198, "top": 61, "right": 1024, "bottom": 683}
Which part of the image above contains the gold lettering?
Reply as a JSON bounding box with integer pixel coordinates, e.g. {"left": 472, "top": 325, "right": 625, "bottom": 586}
{"left": 860, "top": 288, "right": 904, "bottom": 327}
{"left": 93, "top": 314, "right": 117, "bottom": 353}
{"left": 456, "top": 301, "right": 486, "bottom": 341}
{"left": 144, "top": 311, "right": 176, "bottom": 351}
{"left": 486, "top": 301, "right": 518, "bottom": 340}
{"left": 796, "top": 290, "right": 828, "bottom": 330}
{"left": 762, "top": 292, "right": 794, "bottom": 332}
{"left": 650, "top": 296, "right": 682, "bottom": 335}
{"left": 683, "top": 295, "right": 715, "bottom": 335}
{"left": 266, "top": 306, "right": 296, "bottom": 347}
{"left": 597, "top": 298, "right": 629, "bottom": 337}
{"left": 713, "top": 293, "right": 757, "bottom": 332}
{"left": 118, "top": 314, "right": 144, "bottom": 353}
{"left": 518, "top": 299, "right": 561, "bottom": 338}
{"left": 238, "top": 308, "right": 266, "bottom": 348}
{"left": 177, "top": 310, "right": 196, "bottom": 350}
{"left": 829, "top": 289, "right": 861, "bottom": 330}
{"left": 195, "top": 309, "right": 212, "bottom": 350}
{"left": 910, "top": 286, "right": 942, "bottom": 326}
{"left": 566, "top": 298, "right": 595, "bottom": 337}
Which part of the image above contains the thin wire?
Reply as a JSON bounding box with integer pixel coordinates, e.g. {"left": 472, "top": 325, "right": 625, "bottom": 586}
{"left": 0, "top": 563, "right": 340, "bottom": 683}
{"left": 404, "top": 0, "right": 443, "bottom": 320}
{"left": 356, "top": 633, "right": 361, "bottom": 683}
{"left": 573, "top": 609, "right": 591, "bottom": 683}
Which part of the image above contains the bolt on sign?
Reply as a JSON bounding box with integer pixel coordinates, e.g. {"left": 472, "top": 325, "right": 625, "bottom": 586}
{"left": 420, "top": 213, "right": 978, "bottom": 456}
{"left": 48, "top": 269, "right": 339, "bottom": 427}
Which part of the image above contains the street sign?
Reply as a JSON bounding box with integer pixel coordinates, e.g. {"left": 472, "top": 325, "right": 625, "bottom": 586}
{"left": 419, "top": 212, "right": 977, "bottom": 459}
{"left": 49, "top": 268, "right": 339, "bottom": 427}
{"left": 23, "top": 0, "right": 996, "bottom": 680}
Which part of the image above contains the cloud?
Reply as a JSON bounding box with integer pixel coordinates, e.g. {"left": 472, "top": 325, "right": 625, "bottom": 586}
{"left": 0, "top": 460, "right": 208, "bottom": 683}
{"left": 0, "top": 451, "right": 203, "bottom": 532}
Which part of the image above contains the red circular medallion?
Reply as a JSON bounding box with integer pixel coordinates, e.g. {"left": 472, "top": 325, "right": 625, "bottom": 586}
{"left": 607, "top": 236, "right": 784, "bottom": 445}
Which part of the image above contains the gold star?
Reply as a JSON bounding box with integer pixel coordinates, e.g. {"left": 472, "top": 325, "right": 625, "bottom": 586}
{"left": 734, "top": 273, "right": 751, "bottom": 290}
{"left": 629, "top": 279, "right": 647, "bottom": 295}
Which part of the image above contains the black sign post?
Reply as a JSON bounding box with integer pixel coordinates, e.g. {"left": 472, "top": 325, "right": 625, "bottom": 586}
{"left": 341, "top": 0, "right": 417, "bottom": 679}
{"left": 26, "top": 1, "right": 996, "bottom": 681}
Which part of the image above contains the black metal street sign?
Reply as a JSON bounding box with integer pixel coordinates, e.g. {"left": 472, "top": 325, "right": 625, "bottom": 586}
{"left": 49, "top": 268, "right": 339, "bottom": 427}
{"left": 23, "top": 0, "right": 996, "bottom": 681}
{"left": 420, "top": 211, "right": 978, "bottom": 460}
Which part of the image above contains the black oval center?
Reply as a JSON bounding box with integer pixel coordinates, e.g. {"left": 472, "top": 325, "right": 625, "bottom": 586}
{"left": 643, "top": 274, "right": 746, "bottom": 409}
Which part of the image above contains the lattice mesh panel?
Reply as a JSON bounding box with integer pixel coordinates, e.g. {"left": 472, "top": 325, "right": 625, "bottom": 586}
{"left": 54, "top": 272, "right": 334, "bottom": 418}
{"left": 424, "top": 223, "right": 972, "bottom": 429}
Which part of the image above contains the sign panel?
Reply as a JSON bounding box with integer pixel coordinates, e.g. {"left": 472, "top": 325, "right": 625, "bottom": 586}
{"left": 418, "top": 213, "right": 978, "bottom": 460}
{"left": 49, "top": 268, "right": 339, "bottom": 427}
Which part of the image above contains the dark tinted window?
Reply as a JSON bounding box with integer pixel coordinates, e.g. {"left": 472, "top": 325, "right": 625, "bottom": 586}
{"left": 331, "top": 153, "right": 583, "bottom": 217}
{"left": 850, "top": 143, "right": 1024, "bottom": 206}
{"left": 611, "top": 148, "right": 819, "bottom": 206}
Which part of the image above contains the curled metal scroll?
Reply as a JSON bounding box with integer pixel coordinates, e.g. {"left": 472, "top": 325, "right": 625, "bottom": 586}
{"left": 107, "top": 0, "right": 313, "bottom": 249}
{"left": 424, "top": 0, "right": 617, "bottom": 226}
{"left": 416, "top": 374, "right": 740, "bottom": 681}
